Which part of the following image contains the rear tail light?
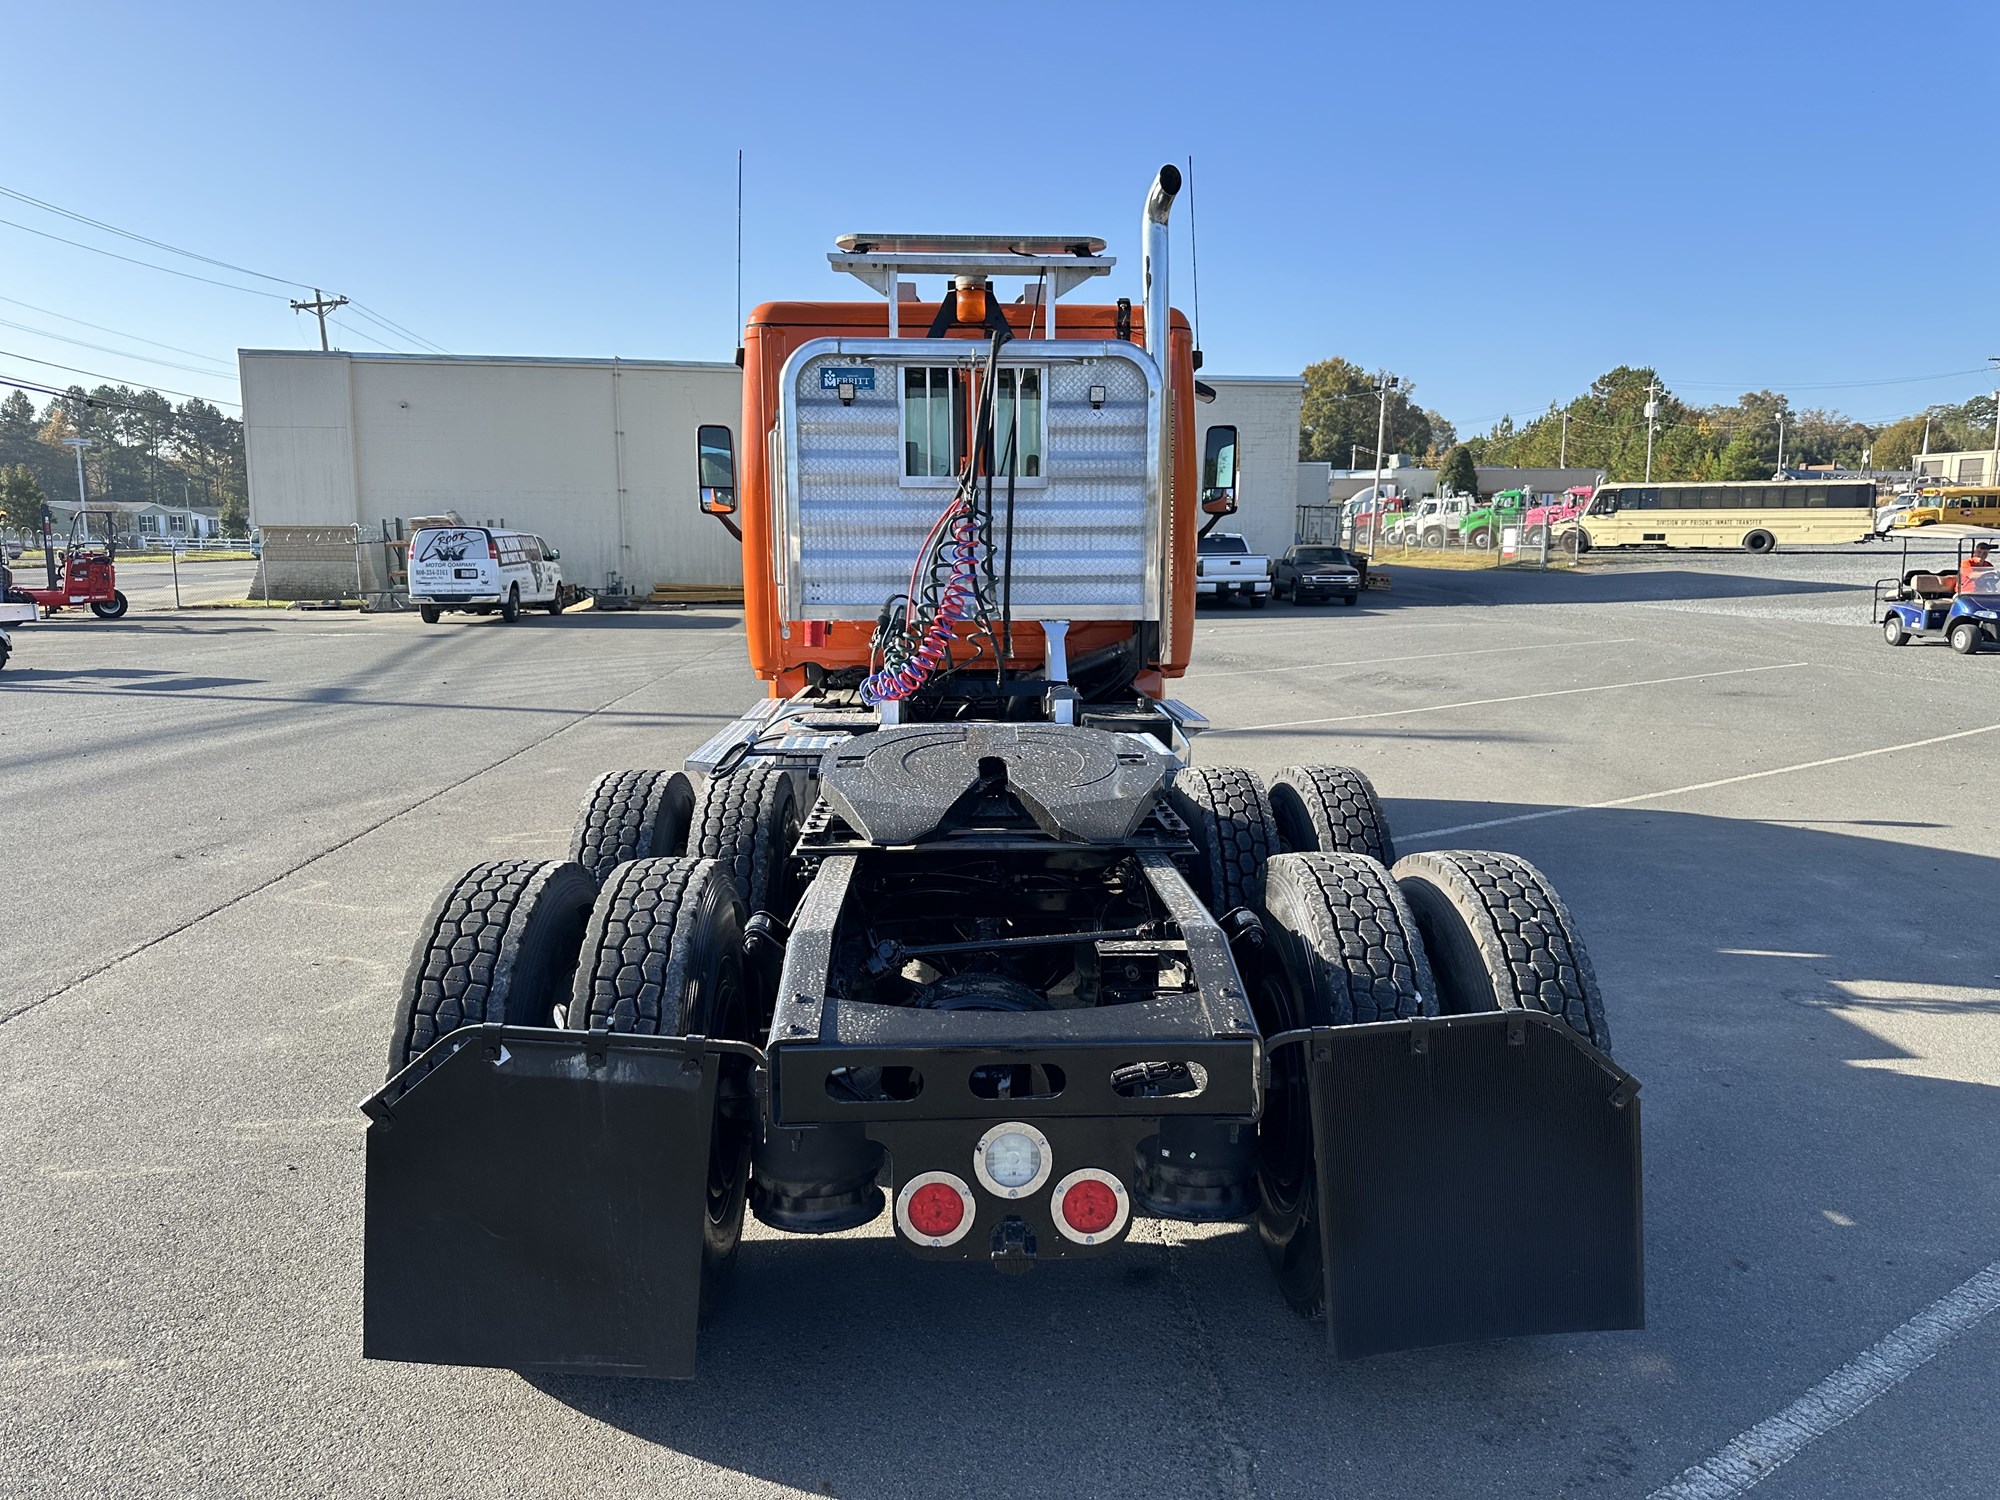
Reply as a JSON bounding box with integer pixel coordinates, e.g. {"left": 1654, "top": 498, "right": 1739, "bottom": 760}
{"left": 1052, "top": 1169, "right": 1129, "bottom": 1245}
{"left": 896, "top": 1171, "right": 976, "bottom": 1247}
{"left": 487, "top": 538, "right": 501, "bottom": 562}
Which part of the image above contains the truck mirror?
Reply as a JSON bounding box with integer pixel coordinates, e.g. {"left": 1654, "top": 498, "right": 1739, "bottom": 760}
{"left": 1201, "top": 425, "right": 1239, "bottom": 516}
{"left": 697, "top": 425, "right": 737, "bottom": 516}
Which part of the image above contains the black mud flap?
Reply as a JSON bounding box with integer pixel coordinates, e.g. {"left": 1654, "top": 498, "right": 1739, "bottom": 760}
{"left": 362, "top": 1024, "right": 725, "bottom": 1379}
{"left": 1304, "top": 1010, "right": 1643, "bottom": 1359}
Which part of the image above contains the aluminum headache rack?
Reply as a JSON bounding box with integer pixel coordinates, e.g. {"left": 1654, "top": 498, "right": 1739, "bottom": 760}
{"left": 829, "top": 233, "right": 1115, "bottom": 337}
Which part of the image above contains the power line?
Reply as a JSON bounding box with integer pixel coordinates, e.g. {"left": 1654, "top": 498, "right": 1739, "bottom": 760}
{"left": 0, "top": 374, "right": 216, "bottom": 415}
{"left": 0, "top": 316, "right": 235, "bottom": 378}
{"left": 326, "top": 315, "right": 404, "bottom": 353}
{"left": 344, "top": 299, "right": 449, "bottom": 355}
{"left": 0, "top": 349, "right": 240, "bottom": 408}
{"left": 1668, "top": 367, "right": 1991, "bottom": 392}
{"left": 0, "top": 182, "right": 446, "bottom": 352}
{"left": 0, "top": 182, "right": 310, "bottom": 290}
{"left": 0, "top": 294, "right": 236, "bottom": 366}
{"left": 0, "top": 214, "right": 290, "bottom": 300}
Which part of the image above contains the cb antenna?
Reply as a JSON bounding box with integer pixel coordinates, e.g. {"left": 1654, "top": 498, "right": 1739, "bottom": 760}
{"left": 734, "top": 149, "right": 745, "bottom": 364}
{"left": 1186, "top": 154, "right": 1202, "bottom": 364}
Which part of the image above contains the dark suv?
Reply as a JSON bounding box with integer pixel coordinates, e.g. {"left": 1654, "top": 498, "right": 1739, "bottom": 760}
{"left": 1273, "top": 545, "right": 1364, "bottom": 605}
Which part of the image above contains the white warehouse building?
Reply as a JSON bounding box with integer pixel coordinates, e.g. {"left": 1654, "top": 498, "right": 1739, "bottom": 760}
{"left": 240, "top": 350, "right": 744, "bottom": 594}
{"left": 240, "top": 350, "right": 1309, "bottom": 594}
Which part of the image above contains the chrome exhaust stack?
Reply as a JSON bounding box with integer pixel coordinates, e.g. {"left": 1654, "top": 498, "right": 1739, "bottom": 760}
{"left": 1141, "top": 163, "right": 1181, "bottom": 375}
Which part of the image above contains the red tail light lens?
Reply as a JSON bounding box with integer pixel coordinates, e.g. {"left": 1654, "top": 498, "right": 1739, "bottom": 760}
{"left": 487, "top": 538, "right": 501, "bottom": 562}
{"left": 1052, "top": 1169, "right": 1130, "bottom": 1245}
{"left": 908, "top": 1183, "right": 964, "bottom": 1238}
{"left": 895, "top": 1171, "right": 976, "bottom": 1248}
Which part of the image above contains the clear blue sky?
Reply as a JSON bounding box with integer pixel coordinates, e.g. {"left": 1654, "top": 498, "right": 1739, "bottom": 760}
{"left": 2, "top": 0, "right": 1994, "bottom": 434}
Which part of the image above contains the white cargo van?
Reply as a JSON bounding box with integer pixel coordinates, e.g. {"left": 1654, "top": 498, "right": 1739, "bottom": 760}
{"left": 407, "top": 526, "right": 574, "bottom": 623}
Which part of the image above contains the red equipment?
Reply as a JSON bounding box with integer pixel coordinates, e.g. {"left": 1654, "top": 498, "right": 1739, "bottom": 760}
{"left": 15, "top": 505, "right": 128, "bottom": 619}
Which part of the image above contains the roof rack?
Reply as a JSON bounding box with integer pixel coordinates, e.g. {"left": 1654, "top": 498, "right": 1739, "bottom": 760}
{"left": 829, "top": 233, "right": 1116, "bottom": 308}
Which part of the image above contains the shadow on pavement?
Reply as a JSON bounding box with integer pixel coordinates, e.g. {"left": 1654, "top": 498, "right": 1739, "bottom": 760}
{"left": 1379, "top": 564, "right": 1865, "bottom": 608}
{"left": 521, "top": 800, "right": 2000, "bottom": 1499}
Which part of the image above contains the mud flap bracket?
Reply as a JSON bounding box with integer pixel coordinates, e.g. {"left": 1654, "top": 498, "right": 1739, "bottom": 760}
{"left": 1291, "top": 1010, "right": 1644, "bottom": 1359}
{"left": 363, "top": 1025, "right": 743, "bottom": 1379}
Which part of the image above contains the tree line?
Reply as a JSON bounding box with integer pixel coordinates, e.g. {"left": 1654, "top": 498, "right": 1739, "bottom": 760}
{"left": 0, "top": 383, "right": 247, "bottom": 538}
{"left": 1300, "top": 358, "right": 1998, "bottom": 487}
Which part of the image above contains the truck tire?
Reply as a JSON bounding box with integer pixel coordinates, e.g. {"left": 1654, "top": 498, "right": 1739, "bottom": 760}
{"left": 1250, "top": 589, "right": 1270, "bottom": 609}
{"left": 688, "top": 765, "right": 799, "bottom": 920}
{"left": 1164, "top": 765, "right": 1277, "bottom": 914}
{"left": 568, "top": 857, "right": 753, "bottom": 1307}
{"left": 1256, "top": 852, "right": 1435, "bottom": 1315}
{"left": 1392, "top": 850, "right": 1610, "bottom": 1052}
{"left": 1467, "top": 527, "right": 1492, "bottom": 550}
{"left": 1421, "top": 527, "right": 1445, "bottom": 549}
{"left": 1269, "top": 765, "right": 1395, "bottom": 865}
{"left": 501, "top": 584, "right": 521, "bottom": 622}
{"left": 1950, "top": 620, "right": 1983, "bottom": 655}
{"left": 90, "top": 591, "right": 128, "bottom": 620}
{"left": 419, "top": 604, "right": 442, "bottom": 625}
{"left": 385, "top": 859, "right": 598, "bottom": 1083}
{"left": 569, "top": 768, "right": 694, "bottom": 882}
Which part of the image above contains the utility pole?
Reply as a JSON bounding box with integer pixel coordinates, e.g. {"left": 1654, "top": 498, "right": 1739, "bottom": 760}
{"left": 1776, "top": 412, "right": 1788, "bottom": 476}
{"left": 1643, "top": 379, "right": 1661, "bottom": 483}
{"left": 1351, "top": 443, "right": 1359, "bottom": 471}
{"left": 1560, "top": 410, "right": 1569, "bottom": 467}
{"left": 1373, "top": 373, "right": 1399, "bottom": 503}
{"left": 290, "top": 287, "right": 350, "bottom": 351}
{"left": 1988, "top": 358, "right": 2000, "bottom": 486}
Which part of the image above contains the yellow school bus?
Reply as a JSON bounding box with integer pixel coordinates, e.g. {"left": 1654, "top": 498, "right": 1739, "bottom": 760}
{"left": 1566, "top": 480, "right": 1875, "bottom": 554}
{"left": 1890, "top": 486, "right": 2000, "bottom": 530}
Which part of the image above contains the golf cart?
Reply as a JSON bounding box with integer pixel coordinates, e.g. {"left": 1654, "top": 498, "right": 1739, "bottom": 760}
{"left": 1874, "top": 538, "right": 1999, "bottom": 655}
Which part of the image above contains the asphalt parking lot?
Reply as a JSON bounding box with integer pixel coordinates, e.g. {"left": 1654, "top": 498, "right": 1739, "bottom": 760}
{"left": 2, "top": 546, "right": 1995, "bottom": 1499}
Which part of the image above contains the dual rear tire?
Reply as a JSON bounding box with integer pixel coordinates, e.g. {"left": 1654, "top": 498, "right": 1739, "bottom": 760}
{"left": 389, "top": 764, "right": 803, "bottom": 1318}
{"left": 1251, "top": 836, "right": 1613, "bottom": 1316}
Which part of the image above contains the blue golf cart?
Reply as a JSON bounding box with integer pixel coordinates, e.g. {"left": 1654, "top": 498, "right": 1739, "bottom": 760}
{"left": 1874, "top": 538, "right": 2000, "bottom": 655}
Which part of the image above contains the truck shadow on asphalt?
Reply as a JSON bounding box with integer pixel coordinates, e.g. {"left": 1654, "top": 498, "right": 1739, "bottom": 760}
{"left": 1377, "top": 565, "right": 1868, "bottom": 608}
{"left": 513, "top": 800, "right": 2000, "bottom": 1498}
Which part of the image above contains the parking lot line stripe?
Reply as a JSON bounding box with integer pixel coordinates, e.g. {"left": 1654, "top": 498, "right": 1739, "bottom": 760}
{"left": 1191, "top": 637, "right": 1635, "bottom": 680}
{"left": 1206, "top": 661, "right": 1803, "bottom": 735}
{"left": 1404, "top": 722, "right": 2000, "bottom": 842}
{"left": 1647, "top": 1260, "right": 2000, "bottom": 1499}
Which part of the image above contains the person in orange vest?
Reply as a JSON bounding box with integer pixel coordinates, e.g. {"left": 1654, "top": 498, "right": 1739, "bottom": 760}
{"left": 1961, "top": 541, "right": 1993, "bottom": 592}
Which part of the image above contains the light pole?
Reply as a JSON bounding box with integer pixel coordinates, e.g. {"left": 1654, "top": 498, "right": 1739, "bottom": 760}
{"left": 1560, "top": 410, "right": 1569, "bottom": 468}
{"left": 61, "top": 435, "right": 92, "bottom": 526}
{"left": 1988, "top": 358, "right": 1999, "bottom": 486}
{"left": 1643, "top": 380, "right": 1660, "bottom": 483}
{"left": 1373, "top": 374, "right": 1399, "bottom": 504}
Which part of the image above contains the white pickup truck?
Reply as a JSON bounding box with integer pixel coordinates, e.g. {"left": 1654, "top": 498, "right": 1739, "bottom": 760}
{"left": 1195, "top": 532, "right": 1271, "bottom": 607}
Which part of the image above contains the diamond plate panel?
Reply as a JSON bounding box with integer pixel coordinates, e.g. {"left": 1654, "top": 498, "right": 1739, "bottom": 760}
{"left": 784, "top": 342, "right": 1160, "bottom": 620}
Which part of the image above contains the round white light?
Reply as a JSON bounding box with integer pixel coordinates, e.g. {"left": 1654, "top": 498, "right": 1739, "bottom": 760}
{"left": 973, "top": 1121, "right": 1053, "bottom": 1198}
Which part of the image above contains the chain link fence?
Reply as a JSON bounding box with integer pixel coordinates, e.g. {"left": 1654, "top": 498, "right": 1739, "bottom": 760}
{"left": 1296, "top": 505, "right": 1575, "bottom": 571}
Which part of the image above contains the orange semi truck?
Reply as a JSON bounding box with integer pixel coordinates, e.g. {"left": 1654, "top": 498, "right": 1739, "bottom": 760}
{"left": 363, "top": 167, "right": 1644, "bottom": 1379}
